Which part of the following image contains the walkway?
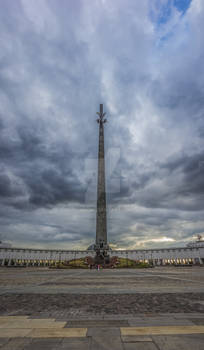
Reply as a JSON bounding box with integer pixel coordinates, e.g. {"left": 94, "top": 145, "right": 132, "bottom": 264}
{"left": 0, "top": 314, "right": 204, "bottom": 349}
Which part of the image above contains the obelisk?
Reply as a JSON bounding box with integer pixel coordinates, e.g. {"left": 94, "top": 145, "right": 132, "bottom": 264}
{"left": 95, "top": 104, "right": 109, "bottom": 262}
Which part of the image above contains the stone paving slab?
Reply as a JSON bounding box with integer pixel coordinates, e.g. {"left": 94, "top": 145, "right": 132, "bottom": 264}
{"left": 65, "top": 320, "right": 129, "bottom": 327}
{"left": 123, "top": 343, "right": 158, "bottom": 350}
{"left": 0, "top": 316, "right": 88, "bottom": 339}
{"left": 0, "top": 338, "right": 32, "bottom": 350}
{"left": 0, "top": 320, "right": 66, "bottom": 329}
{"left": 57, "top": 342, "right": 90, "bottom": 350}
{"left": 61, "top": 338, "right": 91, "bottom": 350}
{"left": 189, "top": 318, "right": 204, "bottom": 325}
{"left": 87, "top": 327, "right": 121, "bottom": 337}
{"left": 0, "top": 328, "right": 32, "bottom": 338}
{"left": 122, "top": 335, "right": 153, "bottom": 342}
{"left": 22, "top": 344, "right": 60, "bottom": 350}
{"left": 62, "top": 337, "right": 91, "bottom": 343}
{"left": 88, "top": 328, "right": 123, "bottom": 350}
{"left": 0, "top": 339, "right": 9, "bottom": 347}
{"left": 31, "top": 337, "right": 64, "bottom": 343}
{"left": 121, "top": 325, "right": 204, "bottom": 335}
{"left": 29, "top": 328, "right": 87, "bottom": 338}
{"left": 152, "top": 334, "right": 204, "bottom": 350}
{"left": 0, "top": 317, "right": 28, "bottom": 320}
{"left": 128, "top": 317, "right": 195, "bottom": 326}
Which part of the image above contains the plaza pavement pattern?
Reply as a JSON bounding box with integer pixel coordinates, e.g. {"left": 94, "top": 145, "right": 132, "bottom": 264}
{"left": 0, "top": 315, "right": 204, "bottom": 349}
{"left": 0, "top": 267, "right": 204, "bottom": 349}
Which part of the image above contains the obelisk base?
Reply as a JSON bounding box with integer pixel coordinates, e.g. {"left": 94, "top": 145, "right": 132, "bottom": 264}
{"left": 94, "top": 245, "right": 110, "bottom": 266}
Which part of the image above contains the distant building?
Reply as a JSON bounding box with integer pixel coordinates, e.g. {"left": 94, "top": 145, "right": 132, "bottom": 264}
{"left": 0, "top": 243, "right": 203, "bottom": 267}
{"left": 187, "top": 236, "right": 204, "bottom": 248}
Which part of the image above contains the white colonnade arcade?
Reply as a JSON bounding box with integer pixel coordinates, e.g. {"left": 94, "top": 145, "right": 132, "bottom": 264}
{"left": 0, "top": 246, "right": 203, "bottom": 267}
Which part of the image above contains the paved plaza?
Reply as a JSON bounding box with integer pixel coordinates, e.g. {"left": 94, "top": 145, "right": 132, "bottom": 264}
{"left": 0, "top": 266, "right": 204, "bottom": 349}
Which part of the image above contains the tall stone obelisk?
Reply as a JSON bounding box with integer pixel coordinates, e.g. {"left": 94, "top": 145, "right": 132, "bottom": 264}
{"left": 95, "top": 104, "right": 109, "bottom": 263}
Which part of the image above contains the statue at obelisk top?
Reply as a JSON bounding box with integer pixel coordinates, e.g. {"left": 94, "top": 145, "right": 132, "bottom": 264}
{"left": 95, "top": 104, "right": 109, "bottom": 263}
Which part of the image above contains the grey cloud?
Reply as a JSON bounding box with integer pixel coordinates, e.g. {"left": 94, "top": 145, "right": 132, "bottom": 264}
{"left": 0, "top": 173, "right": 22, "bottom": 198}
{"left": 27, "top": 167, "right": 85, "bottom": 208}
{"left": 161, "top": 153, "right": 204, "bottom": 196}
{"left": 0, "top": 0, "right": 204, "bottom": 249}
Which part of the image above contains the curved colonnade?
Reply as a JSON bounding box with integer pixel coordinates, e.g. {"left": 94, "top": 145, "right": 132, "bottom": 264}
{"left": 0, "top": 246, "right": 204, "bottom": 267}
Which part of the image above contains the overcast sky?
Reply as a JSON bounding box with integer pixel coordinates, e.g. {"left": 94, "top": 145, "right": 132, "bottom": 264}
{"left": 0, "top": 0, "right": 204, "bottom": 250}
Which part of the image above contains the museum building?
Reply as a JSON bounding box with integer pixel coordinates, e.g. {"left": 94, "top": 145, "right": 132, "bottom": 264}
{"left": 0, "top": 240, "right": 204, "bottom": 267}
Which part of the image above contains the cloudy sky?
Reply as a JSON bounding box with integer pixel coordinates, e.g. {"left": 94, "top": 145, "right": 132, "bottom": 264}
{"left": 0, "top": 0, "right": 204, "bottom": 250}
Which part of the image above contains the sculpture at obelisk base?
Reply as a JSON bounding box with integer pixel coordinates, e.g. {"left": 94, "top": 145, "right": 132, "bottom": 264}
{"left": 94, "top": 104, "right": 110, "bottom": 265}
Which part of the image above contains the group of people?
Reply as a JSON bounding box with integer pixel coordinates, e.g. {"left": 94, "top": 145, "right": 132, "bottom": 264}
{"left": 89, "top": 264, "right": 101, "bottom": 270}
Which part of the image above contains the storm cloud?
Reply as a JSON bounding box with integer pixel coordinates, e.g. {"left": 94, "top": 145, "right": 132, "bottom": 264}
{"left": 0, "top": 0, "right": 204, "bottom": 249}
